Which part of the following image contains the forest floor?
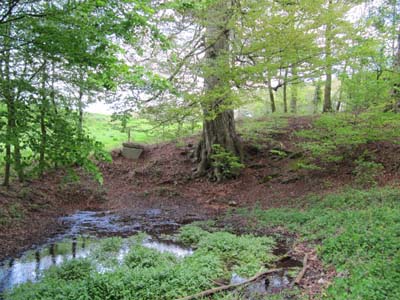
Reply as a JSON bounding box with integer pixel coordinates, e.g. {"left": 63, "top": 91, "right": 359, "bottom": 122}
{"left": 1, "top": 115, "right": 399, "bottom": 298}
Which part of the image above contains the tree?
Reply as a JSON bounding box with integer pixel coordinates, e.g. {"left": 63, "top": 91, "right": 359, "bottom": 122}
{"left": 323, "top": 0, "right": 334, "bottom": 112}
{"left": 0, "top": 0, "right": 158, "bottom": 186}
{"left": 194, "top": 1, "right": 242, "bottom": 180}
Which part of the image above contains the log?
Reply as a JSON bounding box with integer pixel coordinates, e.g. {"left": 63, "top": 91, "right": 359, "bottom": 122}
{"left": 176, "top": 268, "right": 283, "bottom": 300}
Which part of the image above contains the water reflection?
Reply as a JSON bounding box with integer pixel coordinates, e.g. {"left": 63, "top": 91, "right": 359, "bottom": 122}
{"left": 0, "top": 235, "right": 192, "bottom": 296}
{"left": 0, "top": 210, "right": 192, "bottom": 297}
{"left": 0, "top": 237, "right": 91, "bottom": 294}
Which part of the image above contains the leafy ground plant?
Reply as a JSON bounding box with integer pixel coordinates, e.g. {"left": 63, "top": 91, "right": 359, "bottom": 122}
{"left": 238, "top": 187, "right": 400, "bottom": 300}
{"left": 6, "top": 227, "right": 275, "bottom": 300}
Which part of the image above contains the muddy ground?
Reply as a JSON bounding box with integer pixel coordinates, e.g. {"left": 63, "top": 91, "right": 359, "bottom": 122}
{"left": 1, "top": 116, "right": 399, "bottom": 298}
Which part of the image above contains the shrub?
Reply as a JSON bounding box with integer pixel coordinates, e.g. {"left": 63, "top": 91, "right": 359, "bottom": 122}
{"left": 211, "top": 144, "right": 244, "bottom": 180}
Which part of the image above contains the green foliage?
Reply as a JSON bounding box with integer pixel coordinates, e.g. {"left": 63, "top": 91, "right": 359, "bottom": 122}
{"left": 297, "top": 112, "right": 400, "bottom": 166}
{"left": 124, "top": 244, "right": 176, "bottom": 269}
{"left": 47, "top": 259, "right": 93, "bottom": 282}
{"left": 0, "top": 0, "right": 163, "bottom": 185}
{"left": 98, "top": 237, "right": 123, "bottom": 253}
{"left": 6, "top": 229, "right": 276, "bottom": 300}
{"left": 195, "top": 231, "right": 275, "bottom": 277}
{"left": 178, "top": 224, "right": 209, "bottom": 246}
{"left": 240, "top": 187, "right": 400, "bottom": 300}
{"left": 353, "top": 154, "right": 384, "bottom": 188}
{"left": 211, "top": 144, "right": 244, "bottom": 179}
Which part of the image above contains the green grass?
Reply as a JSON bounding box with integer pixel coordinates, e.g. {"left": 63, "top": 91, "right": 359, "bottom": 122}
{"left": 237, "top": 187, "right": 400, "bottom": 300}
{"left": 84, "top": 113, "right": 158, "bottom": 150}
{"left": 84, "top": 113, "right": 201, "bottom": 150}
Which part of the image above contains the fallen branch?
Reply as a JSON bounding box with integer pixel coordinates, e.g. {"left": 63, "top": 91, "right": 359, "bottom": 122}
{"left": 176, "top": 268, "right": 283, "bottom": 300}
{"left": 290, "top": 253, "right": 309, "bottom": 288}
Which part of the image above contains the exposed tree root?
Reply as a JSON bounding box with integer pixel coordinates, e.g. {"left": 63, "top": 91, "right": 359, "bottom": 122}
{"left": 176, "top": 268, "right": 284, "bottom": 300}
{"left": 290, "top": 253, "right": 309, "bottom": 288}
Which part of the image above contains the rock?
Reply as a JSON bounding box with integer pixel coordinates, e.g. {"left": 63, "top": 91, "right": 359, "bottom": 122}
{"left": 122, "top": 144, "right": 144, "bottom": 160}
{"left": 122, "top": 142, "right": 144, "bottom": 149}
{"left": 228, "top": 200, "right": 238, "bottom": 207}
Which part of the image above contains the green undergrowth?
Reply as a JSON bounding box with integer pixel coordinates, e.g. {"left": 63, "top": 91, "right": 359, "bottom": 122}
{"left": 237, "top": 115, "right": 289, "bottom": 145}
{"left": 6, "top": 227, "right": 275, "bottom": 300}
{"left": 237, "top": 187, "right": 400, "bottom": 300}
{"left": 296, "top": 112, "right": 400, "bottom": 166}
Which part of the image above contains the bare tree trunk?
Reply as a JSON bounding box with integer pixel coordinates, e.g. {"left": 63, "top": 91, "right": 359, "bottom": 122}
{"left": 393, "top": 32, "right": 400, "bottom": 112}
{"left": 290, "top": 67, "right": 297, "bottom": 114}
{"left": 313, "top": 81, "right": 321, "bottom": 114}
{"left": 267, "top": 75, "right": 276, "bottom": 113}
{"left": 323, "top": 0, "right": 333, "bottom": 113}
{"left": 39, "top": 62, "right": 48, "bottom": 175}
{"left": 77, "top": 70, "right": 84, "bottom": 135}
{"left": 283, "top": 68, "right": 288, "bottom": 113}
{"left": 3, "top": 20, "right": 12, "bottom": 186}
{"left": 195, "top": 1, "right": 242, "bottom": 181}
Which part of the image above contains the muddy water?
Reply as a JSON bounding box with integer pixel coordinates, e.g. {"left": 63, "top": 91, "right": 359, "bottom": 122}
{"left": 0, "top": 210, "right": 191, "bottom": 296}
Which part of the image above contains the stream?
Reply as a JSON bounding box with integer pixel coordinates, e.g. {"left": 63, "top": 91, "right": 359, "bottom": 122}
{"left": 0, "top": 210, "right": 299, "bottom": 299}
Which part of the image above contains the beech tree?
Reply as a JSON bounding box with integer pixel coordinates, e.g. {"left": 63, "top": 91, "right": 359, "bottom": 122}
{"left": 194, "top": 1, "right": 243, "bottom": 179}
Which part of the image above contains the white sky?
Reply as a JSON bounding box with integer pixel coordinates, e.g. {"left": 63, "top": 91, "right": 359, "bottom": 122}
{"left": 85, "top": 101, "right": 114, "bottom": 115}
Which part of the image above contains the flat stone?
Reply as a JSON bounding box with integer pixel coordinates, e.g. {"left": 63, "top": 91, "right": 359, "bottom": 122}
{"left": 122, "top": 146, "right": 143, "bottom": 160}
{"left": 122, "top": 142, "right": 144, "bottom": 149}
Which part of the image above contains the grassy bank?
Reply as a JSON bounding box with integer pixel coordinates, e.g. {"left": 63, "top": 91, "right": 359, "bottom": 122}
{"left": 237, "top": 187, "right": 400, "bottom": 300}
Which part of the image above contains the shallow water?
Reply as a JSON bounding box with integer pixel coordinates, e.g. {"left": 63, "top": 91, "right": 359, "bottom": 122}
{"left": 0, "top": 210, "right": 191, "bottom": 296}
{"left": 0, "top": 210, "right": 300, "bottom": 299}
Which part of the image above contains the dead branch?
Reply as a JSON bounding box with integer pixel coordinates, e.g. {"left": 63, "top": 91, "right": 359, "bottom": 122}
{"left": 290, "top": 253, "right": 309, "bottom": 288}
{"left": 176, "top": 268, "right": 283, "bottom": 300}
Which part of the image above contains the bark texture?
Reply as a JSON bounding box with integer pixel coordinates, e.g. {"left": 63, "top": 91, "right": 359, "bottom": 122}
{"left": 195, "top": 1, "right": 242, "bottom": 181}
{"left": 393, "top": 32, "right": 400, "bottom": 112}
{"left": 323, "top": 0, "right": 333, "bottom": 113}
{"left": 290, "top": 67, "right": 298, "bottom": 114}
{"left": 267, "top": 76, "right": 276, "bottom": 113}
{"left": 283, "top": 68, "right": 288, "bottom": 113}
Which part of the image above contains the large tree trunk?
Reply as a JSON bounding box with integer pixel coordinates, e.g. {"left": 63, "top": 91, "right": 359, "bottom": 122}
{"left": 195, "top": 0, "right": 242, "bottom": 181}
{"left": 323, "top": 0, "right": 333, "bottom": 113}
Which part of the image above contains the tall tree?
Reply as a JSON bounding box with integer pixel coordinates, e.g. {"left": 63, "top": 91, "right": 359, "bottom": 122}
{"left": 195, "top": 0, "right": 242, "bottom": 180}
{"left": 323, "top": 0, "right": 334, "bottom": 112}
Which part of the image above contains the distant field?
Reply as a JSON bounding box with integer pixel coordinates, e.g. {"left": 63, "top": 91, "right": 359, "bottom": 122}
{"left": 84, "top": 113, "right": 200, "bottom": 150}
